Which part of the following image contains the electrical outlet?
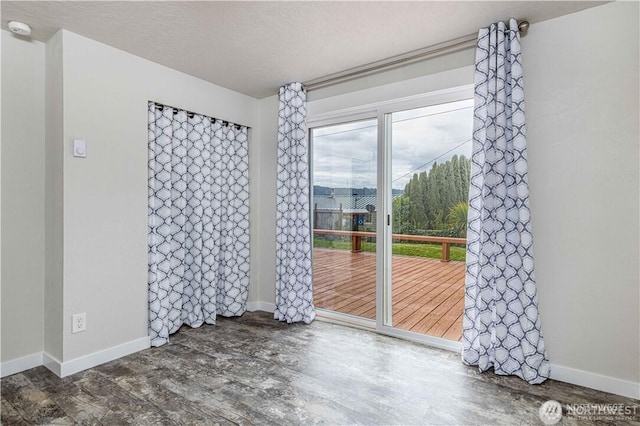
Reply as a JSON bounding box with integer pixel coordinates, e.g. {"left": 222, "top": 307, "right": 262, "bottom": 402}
{"left": 72, "top": 313, "right": 87, "bottom": 333}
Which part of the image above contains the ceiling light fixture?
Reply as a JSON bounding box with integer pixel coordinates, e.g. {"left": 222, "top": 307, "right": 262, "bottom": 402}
{"left": 8, "top": 21, "right": 32, "bottom": 36}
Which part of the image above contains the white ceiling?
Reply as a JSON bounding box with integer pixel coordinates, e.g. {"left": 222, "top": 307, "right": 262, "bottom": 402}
{"left": 2, "top": 1, "right": 605, "bottom": 99}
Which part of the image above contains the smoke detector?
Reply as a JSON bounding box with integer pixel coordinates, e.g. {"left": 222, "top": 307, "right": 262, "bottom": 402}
{"left": 8, "top": 21, "right": 31, "bottom": 36}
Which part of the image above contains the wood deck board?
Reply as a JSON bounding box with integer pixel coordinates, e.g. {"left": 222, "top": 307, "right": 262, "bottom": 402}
{"left": 391, "top": 269, "right": 464, "bottom": 319}
{"left": 443, "top": 313, "right": 465, "bottom": 341}
{"left": 426, "top": 296, "right": 465, "bottom": 338}
{"left": 313, "top": 248, "right": 464, "bottom": 340}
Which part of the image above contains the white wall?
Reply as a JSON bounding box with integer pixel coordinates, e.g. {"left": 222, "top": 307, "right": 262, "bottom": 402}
{"left": 522, "top": 1, "right": 639, "bottom": 385}
{"left": 308, "top": 47, "right": 474, "bottom": 102}
{"left": 308, "top": 67, "right": 474, "bottom": 117}
{"left": 1, "top": 31, "right": 46, "bottom": 362}
{"left": 57, "top": 30, "right": 259, "bottom": 362}
{"left": 247, "top": 126, "right": 261, "bottom": 305}
{"left": 255, "top": 95, "right": 279, "bottom": 306}
{"left": 44, "top": 30, "right": 65, "bottom": 361}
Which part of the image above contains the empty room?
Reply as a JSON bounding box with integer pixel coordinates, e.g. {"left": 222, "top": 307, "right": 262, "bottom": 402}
{"left": 1, "top": 1, "right": 639, "bottom": 424}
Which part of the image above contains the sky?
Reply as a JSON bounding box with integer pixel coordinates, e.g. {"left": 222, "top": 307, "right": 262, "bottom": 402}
{"left": 312, "top": 99, "right": 474, "bottom": 191}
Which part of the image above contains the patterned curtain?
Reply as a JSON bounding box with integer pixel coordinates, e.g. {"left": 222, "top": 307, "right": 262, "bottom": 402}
{"left": 274, "top": 82, "right": 315, "bottom": 324}
{"left": 148, "top": 102, "right": 250, "bottom": 347}
{"left": 462, "top": 19, "right": 550, "bottom": 384}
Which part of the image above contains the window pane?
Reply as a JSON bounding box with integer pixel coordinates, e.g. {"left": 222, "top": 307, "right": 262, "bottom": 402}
{"left": 312, "top": 119, "right": 377, "bottom": 319}
{"left": 390, "top": 99, "right": 473, "bottom": 340}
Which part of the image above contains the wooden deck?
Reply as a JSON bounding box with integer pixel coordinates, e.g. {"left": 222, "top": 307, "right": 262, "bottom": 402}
{"left": 313, "top": 248, "right": 464, "bottom": 341}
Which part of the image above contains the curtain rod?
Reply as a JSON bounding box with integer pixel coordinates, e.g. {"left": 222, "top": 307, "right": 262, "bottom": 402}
{"left": 150, "top": 101, "right": 250, "bottom": 130}
{"left": 304, "top": 20, "right": 530, "bottom": 91}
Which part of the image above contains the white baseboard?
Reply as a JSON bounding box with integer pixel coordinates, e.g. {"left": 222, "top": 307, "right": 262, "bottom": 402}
{"left": 1, "top": 352, "right": 44, "bottom": 378}
{"left": 42, "top": 352, "right": 62, "bottom": 377}
{"left": 550, "top": 363, "right": 640, "bottom": 400}
{"left": 57, "top": 336, "right": 150, "bottom": 377}
{"left": 7, "top": 337, "right": 151, "bottom": 379}
{"left": 246, "top": 301, "right": 275, "bottom": 313}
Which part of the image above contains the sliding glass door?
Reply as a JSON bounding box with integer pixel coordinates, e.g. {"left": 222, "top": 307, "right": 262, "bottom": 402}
{"left": 310, "top": 91, "right": 473, "bottom": 343}
{"left": 389, "top": 100, "right": 473, "bottom": 341}
{"left": 311, "top": 120, "right": 377, "bottom": 321}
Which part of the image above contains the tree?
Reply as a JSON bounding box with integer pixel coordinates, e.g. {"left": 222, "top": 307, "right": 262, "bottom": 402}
{"left": 400, "top": 155, "right": 472, "bottom": 232}
{"left": 424, "top": 162, "right": 439, "bottom": 228}
{"left": 392, "top": 195, "right": 414, "bottom": 234}
{"left": 446, "top": 202, "right": 468, "bottom": 237}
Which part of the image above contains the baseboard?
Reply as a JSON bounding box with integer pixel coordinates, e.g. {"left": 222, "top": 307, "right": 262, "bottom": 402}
{"left": 550, "top": 363, "right": 640, "bottom": 400}
{"left": 42, "top": 336, "right": 150, "bottom": 378}
{"left": 43, "top": 352, "right": 62, "bottom": 376}
{"left": 61, "top": 336, "right": 150, "bottom": 377}
{"left": 0, "top": 352, "right": 44, "bottom": 378}
{"left": 246, "top": 301, "right": 275, "bottom": 313}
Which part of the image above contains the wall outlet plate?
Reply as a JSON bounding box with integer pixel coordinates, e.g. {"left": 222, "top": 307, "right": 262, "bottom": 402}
{"left": 72, "top": 313, "right": 87, "bottom": 333}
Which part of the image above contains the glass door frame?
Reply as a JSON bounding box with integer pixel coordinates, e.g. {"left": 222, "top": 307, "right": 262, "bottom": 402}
{"left": 308, "top": 110, "right": 380, "bottom": 331}
{"left": 309, "top": 85, "right": 473, "bottom": 352}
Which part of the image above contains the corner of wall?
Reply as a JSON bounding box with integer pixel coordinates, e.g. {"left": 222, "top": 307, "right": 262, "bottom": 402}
{"left": 256, "top": 95, "right": 279, "bottom": 306}
{"left": 44, "top": 30, "right": 65, "bottom": 361}
{"left": 1, "top": 29, "right": 46, "bottom": 363}
{"left": 247, "top": 107, "right": 262, "bottom": 306}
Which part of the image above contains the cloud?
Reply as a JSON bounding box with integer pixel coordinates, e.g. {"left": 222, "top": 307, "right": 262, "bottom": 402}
{"left": 312, "top": 119, "right": 377, "bottom": 188}
{"left": 312, "top": 100, "right": 473, "bottom": 190}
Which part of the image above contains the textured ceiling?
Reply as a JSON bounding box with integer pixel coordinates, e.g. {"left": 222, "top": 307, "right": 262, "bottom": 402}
{"left": 2, "top": 1, "right": 604, "bottom": 99}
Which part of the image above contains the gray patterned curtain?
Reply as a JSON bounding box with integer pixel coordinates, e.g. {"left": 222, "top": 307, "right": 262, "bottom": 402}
{"left": 274, "top": 82, "right": 315, "bottom": 324}
{"left": 462, "top": 19, "right": 550, "bottom": 384}
{"left": 148, "top": 102, "right": 250, "bottom": 347}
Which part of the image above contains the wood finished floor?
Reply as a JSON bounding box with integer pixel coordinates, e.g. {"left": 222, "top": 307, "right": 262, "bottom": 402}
{"left": 313, "top": 248, "right": 464, "bottom": 340}
{"left": 2, "top": 312, "right": 638, "bottom": 425}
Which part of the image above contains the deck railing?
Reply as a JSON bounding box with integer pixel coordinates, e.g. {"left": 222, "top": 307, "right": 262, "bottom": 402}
{"left": 313, "top": 229, "right": 466, "bottom": 262}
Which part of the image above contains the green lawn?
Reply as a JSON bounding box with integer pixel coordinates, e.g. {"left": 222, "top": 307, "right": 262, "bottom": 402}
{"left": 314, "top": 237, "right": 466, "bottom": 262}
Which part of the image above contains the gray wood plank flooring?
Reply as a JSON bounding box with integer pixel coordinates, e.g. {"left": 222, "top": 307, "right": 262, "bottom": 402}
{"left": 1, "top": 312, "right": 638, "bottom": 425}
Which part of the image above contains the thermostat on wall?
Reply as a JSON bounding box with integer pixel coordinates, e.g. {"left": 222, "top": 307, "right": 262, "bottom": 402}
{"left": 73, "top": 139, "right": 87, "bottom": 158}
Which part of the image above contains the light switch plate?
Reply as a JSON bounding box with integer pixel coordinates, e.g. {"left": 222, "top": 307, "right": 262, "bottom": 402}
{"left": 73, "top": 139, "right": 86, "bottom": 158}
